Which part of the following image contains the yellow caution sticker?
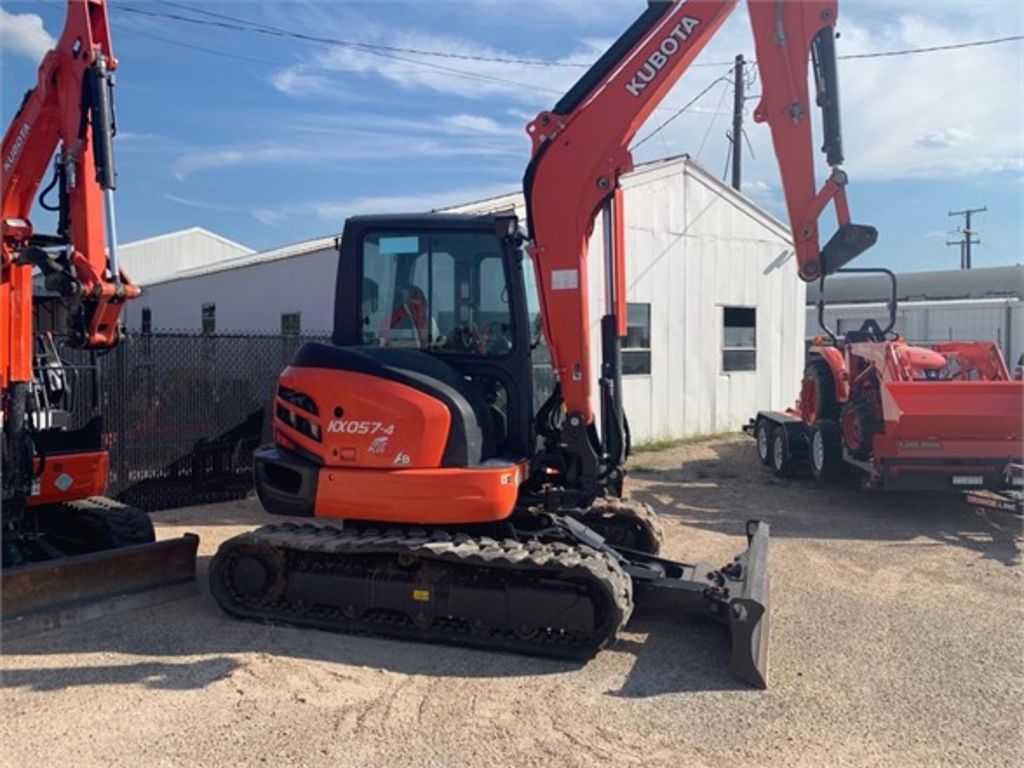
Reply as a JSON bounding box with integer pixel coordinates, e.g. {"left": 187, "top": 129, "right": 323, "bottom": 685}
{"left": 412, "top": 589, "right": 431, "bottom": 602}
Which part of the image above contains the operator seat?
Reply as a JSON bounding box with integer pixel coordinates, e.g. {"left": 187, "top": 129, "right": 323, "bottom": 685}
{"left": 291, "top": 343, "right": 497, "bottom": 467}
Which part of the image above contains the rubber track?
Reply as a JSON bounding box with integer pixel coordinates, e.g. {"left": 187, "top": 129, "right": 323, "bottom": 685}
{"left": 210, "top": 523, "right": 633, "bottom": 660}
{"left": 575, "top": 498, "right": 665, "bottom": 555}
{"left": 66, "top": 497, "right": 156, "bottom": 547}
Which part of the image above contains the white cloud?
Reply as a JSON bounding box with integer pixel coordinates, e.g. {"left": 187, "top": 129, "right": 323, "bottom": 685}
{"left": 627, "top": 4, "right": 1024, "bottom": 185}
{"left": 251, "top": 183, "right": 516, "bottom": 226}
{"left": 171, "top": 111, "right": 527, "bottom": 179}
{"left": 173, "top": 146, "right": 306, "bottom": 180}
{"left": 914, "top": 128, "right": 976, "bottom": 150}
{"left": 0, "top": 9, "right": 55, "bottom": 61}
{"left": 440, "top": 114, "right": 516, "bottom": 136}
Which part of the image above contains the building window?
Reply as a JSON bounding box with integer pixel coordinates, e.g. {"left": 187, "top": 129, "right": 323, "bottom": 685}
{"left": 623, "top": 303, "right": 651, "bottom": 375}
{"left": 201, "top": 303, "right": 216, "bottom": 335}
{"left": 281, "top": 312, "right": 301, "bottom": 336}
{"left": 723, "top": 306, "right": 756, "bottom": 372}
{"left": 141, "top": 307, "right": 152, "bottom": 335}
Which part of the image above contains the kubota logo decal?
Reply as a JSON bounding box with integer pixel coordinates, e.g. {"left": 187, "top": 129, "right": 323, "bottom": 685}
{"left": 625, "top": 16, "right": 701, "bottom": 97}
{"left": 3, "top": 123, "right": 30, "bottom": 175}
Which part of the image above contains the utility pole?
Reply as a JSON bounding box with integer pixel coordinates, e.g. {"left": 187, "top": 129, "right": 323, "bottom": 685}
{"left": 730, "top": 54, "right": 745, "bottom": 192}
{"left": 947, "top": 206, "right": 986, "bottom": 269}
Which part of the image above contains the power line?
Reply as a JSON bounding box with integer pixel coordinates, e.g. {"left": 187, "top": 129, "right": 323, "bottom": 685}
{"left": 696, "top": 78, "right": 731, "bottom": 161}
{"left": 102, "top": 9, "right": 726, "bottom": 118}
{"left": 839, "top": 35, "right": 1023, "bottom": 60}
{"left": 632, "top": 72, "right": 734, "bottom": 150}
{"left": 126, "top": 2, "right": 582, "bottom": 68}
{"left": 121, "top": 4, "right": 1024, "bottom": 71}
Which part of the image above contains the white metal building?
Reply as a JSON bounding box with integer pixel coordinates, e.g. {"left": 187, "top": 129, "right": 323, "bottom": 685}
{"left": 121, "top": 155, "right": 804, "bottom": 441}
{"left": 118, "top": 226, "right": 254, "bottom": 286}
{"left": 807, "top": 265, "right": 1024, "bottom": 367}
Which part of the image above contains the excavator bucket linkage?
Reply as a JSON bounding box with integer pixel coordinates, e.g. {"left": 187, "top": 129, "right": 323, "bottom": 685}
{"left": 2, "top": 534, "right": 200, "bottom": 640}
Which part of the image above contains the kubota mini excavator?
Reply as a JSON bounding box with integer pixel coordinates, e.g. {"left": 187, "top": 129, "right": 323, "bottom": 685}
{"left": 211, "top": 0, "right": 877, "bottom": 688}
{"left": 2, "top": 0, "right": 197, "bottom": 635}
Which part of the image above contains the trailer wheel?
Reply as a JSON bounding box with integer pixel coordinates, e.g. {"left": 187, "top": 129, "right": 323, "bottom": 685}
{"left": 800, "top": 358, "right": 839, "bottom": 425}
{"left": 810, "top": 419, "right": 842, "bottom": 482}
{"left": 755, "top": 419, "right": 774, "bottom": 466}
{"left": 770, "top": 426, "right": 797, "bottom": 478}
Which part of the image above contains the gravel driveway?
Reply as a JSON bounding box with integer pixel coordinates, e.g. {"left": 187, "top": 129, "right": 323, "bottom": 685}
{"left": 2, "top": 435, "right": 1021, "bottom": 767}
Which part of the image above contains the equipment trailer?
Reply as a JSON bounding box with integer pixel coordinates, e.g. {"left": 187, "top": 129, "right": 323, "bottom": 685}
{"left": 749, "top": 269, "right": 1024, "bottom": 490}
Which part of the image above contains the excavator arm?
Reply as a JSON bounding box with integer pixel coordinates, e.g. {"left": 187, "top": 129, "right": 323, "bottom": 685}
{"left": 2, "top": 0, "right": 136, "bottom": 388}
{"left": 524, "top": 0, "right": 876, "bottom": 501}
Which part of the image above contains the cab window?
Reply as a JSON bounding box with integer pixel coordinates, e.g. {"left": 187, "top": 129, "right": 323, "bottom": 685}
{"left": 361, "top": 231, "right": 514, "bottom": 357}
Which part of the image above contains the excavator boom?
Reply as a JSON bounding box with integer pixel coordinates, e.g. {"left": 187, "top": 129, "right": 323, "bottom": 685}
{"left": 525, "top": 0, "right": 876, "bottom": 501}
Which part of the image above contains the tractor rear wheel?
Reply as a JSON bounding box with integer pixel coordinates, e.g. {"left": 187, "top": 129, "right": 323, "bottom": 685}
{"left": 800, "top": 358, "right": 839, "bottom": 426}
{"left": 841, "top": 399, "right": 880, "bottom": 460}
{"left": 809, "top": 419, "right": 842, "bottom": 482}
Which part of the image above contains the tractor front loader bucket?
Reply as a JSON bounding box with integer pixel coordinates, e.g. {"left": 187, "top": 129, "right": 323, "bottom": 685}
{"left": 882, "top": 381, "right": 1023, "bottom": 445}
{"left": 2, "top": 534, "right": 200, "bottom": 639}
{"left": 627, "top": 519, "right": 771, "bottom": 688}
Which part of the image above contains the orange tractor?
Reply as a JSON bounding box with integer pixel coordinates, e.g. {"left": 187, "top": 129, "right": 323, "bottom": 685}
{"left": 751, "top": 269, "right": 1023, "bottom": 490}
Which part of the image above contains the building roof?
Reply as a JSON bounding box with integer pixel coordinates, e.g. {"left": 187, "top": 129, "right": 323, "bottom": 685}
{"left": 117, "top": 226, "right": 255, "bottom": 286}
{"left": 444, "top": 154, "right": 793, "bottom": 243}
{"left": 139, "top": 154, "right": 792, "bottom": 285}
{"left": 806, "top": 264, "right": 1024, "bottom": 305}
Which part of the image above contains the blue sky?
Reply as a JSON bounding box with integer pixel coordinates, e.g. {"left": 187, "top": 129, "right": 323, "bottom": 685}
{"left": 2, "top": 0, "right": 1022, "bottom": 272}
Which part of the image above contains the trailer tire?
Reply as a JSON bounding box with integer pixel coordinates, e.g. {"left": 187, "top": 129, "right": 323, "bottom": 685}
{"left": 810, "top": 419, "right": 842, "bottom": 483}
{"left": 755, "top": 418, "right": 774, "bottom": 466}
{"left": 770, "top": 426, "right": 797, "bottom": 478}
{"left": 801, "top": 358, "right": 839, "bottom": 425}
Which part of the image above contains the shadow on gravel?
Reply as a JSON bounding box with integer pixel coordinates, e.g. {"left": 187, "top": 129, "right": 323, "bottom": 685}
{"left": 608, "top": 616, "right": 745, "bottom": 697}
{"left": 630, "top": 440, "right": 1022, "bottom": 567}
{"left": 148, "top": 498, "right": 267, "bottom": 528}
{"left": 0, "top": 658, "right": 241, "bottom": 692}
{"left": 1, "top": 555, "right": 746, "bottom": 694}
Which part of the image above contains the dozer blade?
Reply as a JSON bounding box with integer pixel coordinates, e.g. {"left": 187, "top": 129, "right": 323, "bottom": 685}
{"left": 725, "top": 519, "right": 771, "bottom": 689}
{"left": 627, "top": 519, "right": 771, "bottom": 688}
{"left": 2, "top": 534, "right": 199, "bottom": 640}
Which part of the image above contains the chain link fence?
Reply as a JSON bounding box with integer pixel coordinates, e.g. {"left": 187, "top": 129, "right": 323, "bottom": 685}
{"left": 55, "top": 331, "right": 554, "bottom": 512}
{"left": 59, "top": 332, "right": 327, "bottom": 510}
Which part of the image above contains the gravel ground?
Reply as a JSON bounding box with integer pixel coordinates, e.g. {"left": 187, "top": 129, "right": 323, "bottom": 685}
{"left": 2, "top": 435, "right": 1022, "bottom": 767}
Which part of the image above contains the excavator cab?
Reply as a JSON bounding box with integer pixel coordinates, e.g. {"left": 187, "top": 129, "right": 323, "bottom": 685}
{"left": 334, "top": 214, "right": 536, "bottom": 463}
{"left": 254, "top": 214, "right": 539, "bottom": 525}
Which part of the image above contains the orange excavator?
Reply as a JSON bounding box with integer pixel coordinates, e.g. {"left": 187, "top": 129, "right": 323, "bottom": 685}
{"left": 210, "top": 0, "right": 878, "bottom": 688}
{"left": 2, "top": 0, "right": 197, "bottom": 634}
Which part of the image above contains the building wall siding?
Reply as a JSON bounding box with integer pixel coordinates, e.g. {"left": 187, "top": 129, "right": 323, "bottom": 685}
{"left": 123, "top": 158, "right": 802, "bottom": 442}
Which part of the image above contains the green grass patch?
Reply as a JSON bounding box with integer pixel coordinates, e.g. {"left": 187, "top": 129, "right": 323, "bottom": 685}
{"left": 630, "top": 430, "right": 739, "bottom": 454}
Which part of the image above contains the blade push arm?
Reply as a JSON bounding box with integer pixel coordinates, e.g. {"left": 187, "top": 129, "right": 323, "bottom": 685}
{"left": 523, "top": 0, "right": 874, "bottom": 497}
{"left": 2, "top": 0, "right": 136, "bottom": 388}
